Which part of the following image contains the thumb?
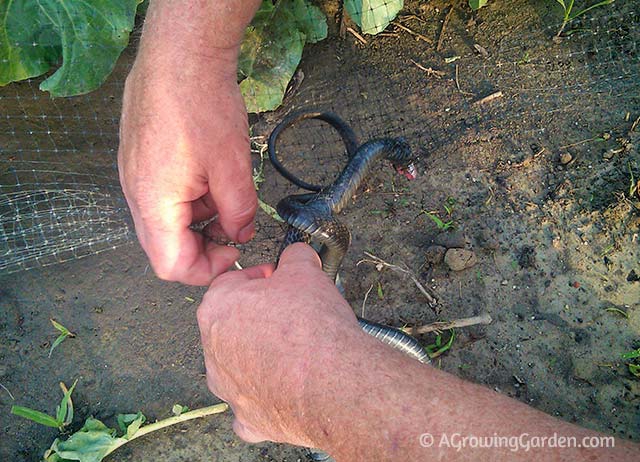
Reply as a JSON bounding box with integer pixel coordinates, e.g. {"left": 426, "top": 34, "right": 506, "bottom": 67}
{"left": 277, "top": 243, "right": 322, "bottom": 270}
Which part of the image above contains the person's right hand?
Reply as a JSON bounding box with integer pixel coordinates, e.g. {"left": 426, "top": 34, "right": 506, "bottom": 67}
{"left": 117, "top": 44, "right": 257, "bottom": 286}
{"left": 197, "top": 243, "right": 363, "bottom": 446}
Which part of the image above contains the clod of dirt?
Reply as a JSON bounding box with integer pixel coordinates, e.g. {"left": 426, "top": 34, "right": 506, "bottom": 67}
{"left": 517, "top": 245, "right": 537, "bottom": 269}
{"left": 424, "top": 245, "right": 447, "bottom": 265}
{"left": 444, "top": 248, "right": 478, "bottom": 271}
{"left": 559, "top": 152, "right": 572, "bottom": 165}
{"left": 433, "top": 230, "right": 470, "bottom": 249}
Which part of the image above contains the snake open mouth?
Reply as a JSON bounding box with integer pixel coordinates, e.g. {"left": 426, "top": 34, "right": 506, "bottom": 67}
{"left": 395, "top": 162, "right": 417, "bottom": 181}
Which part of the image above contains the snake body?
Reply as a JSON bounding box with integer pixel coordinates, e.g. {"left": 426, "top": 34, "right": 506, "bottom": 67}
{"left": 269, "top": 110, "right": 429, "bottom": 365}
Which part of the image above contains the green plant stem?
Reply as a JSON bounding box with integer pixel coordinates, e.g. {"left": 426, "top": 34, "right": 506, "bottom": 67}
{"left": 103, "top": 403, "right": 229, "bottom": 458}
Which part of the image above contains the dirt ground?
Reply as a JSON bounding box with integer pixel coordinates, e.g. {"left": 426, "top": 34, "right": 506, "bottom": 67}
{"left": 1, "top": 0, "right": 639, "bottom": 460}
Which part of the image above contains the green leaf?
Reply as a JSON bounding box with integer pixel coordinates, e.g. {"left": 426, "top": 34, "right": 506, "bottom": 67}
{"left": 622, "top": 349, "right": 640, "bottom": 360}
{"left": 51, "top": 319, "right": 71, "bottom": 336}
{"left": 116, "top": 412, "right": 146, "bottom": 439}
{"left": 1, "top": 0, "right": 143, "bottom": 96}
{"left": 172, "top": 404, "right": 189, "bottom": 416}
{"left": 629, "top": 364, "right": 640, "bottom": 378}
{"left": 56, "top": 379, "right": 78, "bottom": 426}
{"left": 0, "top": 1, "right": 56, "bottom": 85}
{"left": 555, "top": 0, "right": 566, "bottom": 9}
{"left": 11, "top": 405, "right": 60, "bottom": 428}
{"left": 344, "top": 0, "right": 404, "bottom": 35}
{"left": 50, "top": 418, "right": 126, "bottom": 462}
{"left": 239, "top": 0, "right": 327, "bottom": 113}
{"left": 469, "top": 0, "right": 489, "bottom": 10}
{"left": 49, "top": 319, "right": 75, "bottom": 357}
{"left": 49, "top": 335, "right": 67, "bottom": 358}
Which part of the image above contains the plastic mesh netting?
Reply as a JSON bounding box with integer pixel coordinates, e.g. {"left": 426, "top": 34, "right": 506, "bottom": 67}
{"left": 1, "top": 0, "right": 638, "bottom": 274}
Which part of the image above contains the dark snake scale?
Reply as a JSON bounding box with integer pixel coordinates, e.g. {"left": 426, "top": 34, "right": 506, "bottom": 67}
{"left": 269, "top": 110, "right": 430, "bottom": 366}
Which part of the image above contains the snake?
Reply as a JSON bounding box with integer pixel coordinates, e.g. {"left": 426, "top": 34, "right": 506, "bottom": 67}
{"left": 268, "top": 110, "right": 430, "bottom": 365}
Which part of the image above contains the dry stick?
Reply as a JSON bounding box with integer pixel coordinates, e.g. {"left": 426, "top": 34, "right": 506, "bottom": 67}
{"left": 358, "top": 252, "right": 437, "bottom": 307}
{"left": 403, "top": 314, "right": 493, "bottom": 336}
{"left": 455, "top": 64, "right": 475, "bottom": 96}
{"left": 361, "top": 283, "right": 374, "bottom": 317}
{"left": 473, "top": 91, "right": 503, "bottom": 106}
{"left": 410, "top": 59, "right": 445, "bottom": 78}
{"left": 393, "top": 22, "right": 433, "bottom": 44}
{"left": 436, "top": 6, "right": 454, "bottom": 52}
{"left": 0, "top": 382, "right": 14, "bottom": 400}
{"left": 630, "top": 115, "right": 640, "bottom": 133}
{"left": 346, "top": 27, "right": 367, "bottom": 45}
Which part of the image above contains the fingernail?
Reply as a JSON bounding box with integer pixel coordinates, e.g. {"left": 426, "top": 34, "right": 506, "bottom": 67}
{"left": 237, "top": 222, "right": 255, "bottom": 243}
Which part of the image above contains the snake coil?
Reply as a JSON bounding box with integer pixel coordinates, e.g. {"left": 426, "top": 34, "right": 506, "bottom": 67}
{"left": 269, "top": 110, "right": 429, "bottom": 364}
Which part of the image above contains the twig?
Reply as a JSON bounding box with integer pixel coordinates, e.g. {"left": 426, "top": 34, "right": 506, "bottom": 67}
{"left": 0, "top": 382, "right": 15, "bottom": 400}
{"left": 629, "top": 115, "right": 640, "bottom": 133}
{"left": 103, "top": 403, "right": 229, "bottom": 459}
{"left": 455, "top": 64, "right": 474, "bottom": 96}
{"left": 346, "top": 27, "right": 367, "bottom": 45}
{"left": 357, "top": 252, "right": 437, "bottom": 307}
{"left": 436, "top": 6, "right": 454, "bottom": 52}
{"left": 402, "top": 314, "right": 493, "bottom": 336}
{"left": 393, "top": 22, "right": 433, "bottom": 44}
{"left": 410, "top": 59, "right": 445, "bottom": 78}
{"left": 473, "top": 91, "right": 503, "bottom": 106}
{"left": 361, "top": 283, "right": 374, "bottom": 317}
{"left": 398, "top": 14, "right": 427, "bottom": 24}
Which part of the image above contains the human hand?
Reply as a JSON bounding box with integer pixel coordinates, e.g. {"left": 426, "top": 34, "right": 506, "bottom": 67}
{"left": 196, "top": 243, "right": 362, "bottom": 446}
{"left": 117, "top": 39, "right": 257, "bottom": 285}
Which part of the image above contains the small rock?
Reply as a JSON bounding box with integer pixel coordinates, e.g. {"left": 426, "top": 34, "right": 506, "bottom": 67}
{"left": 424, "top": 245, "right": 447, "bottom": 265}
{"left": 434, "top": 230, "right": 469, "bottom": 249}
{"left": 444, "top": 248, "right": 478, "bottom": 271}
{"left": 627, "top": 269, "right": 640, "bottom": 282}
{"left": 559, "top": 152, "right": 572, "bottom": 165}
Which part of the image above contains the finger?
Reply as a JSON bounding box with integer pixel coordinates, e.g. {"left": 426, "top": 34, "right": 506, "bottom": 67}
{"left": 145, "top": 224, "right": 239, "bottom": 285}
{"left": 207, "top": 137, "right": 258, "bottom": 244}
{"left": 191, "top": 194, "right": 217, "bottom": 224}
{"left": 209, "top": 263, "right": 274, "bottom": 290}
{"left": 277, "top": 242, "right": 322, "bottom": 270}
{"left": 232, "top": 418, "right": 268, "bottom": 444}
{"left": 241, "top": 263, "right": 275, "bottom": 280}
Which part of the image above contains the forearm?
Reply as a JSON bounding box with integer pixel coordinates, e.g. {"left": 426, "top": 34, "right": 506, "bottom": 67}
{"left": 301, "top": 332, "right": 636, "bottom": 461}
{"left": 138, "top": 0, "right": 262, "bottom": 73}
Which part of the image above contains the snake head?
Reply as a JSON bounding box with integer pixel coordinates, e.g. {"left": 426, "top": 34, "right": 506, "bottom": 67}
{"left": 394, "top": 162, "right": 418, "bottom": 180}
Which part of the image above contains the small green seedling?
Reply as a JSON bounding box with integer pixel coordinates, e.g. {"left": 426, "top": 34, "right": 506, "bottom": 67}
{"left": 443, "top": 197, "right": 456, "bottom": 216}
{"left": 425, "top": 330, "right": 456, "bottom": 359}
{"left": 377, "top": 281, "right": 384, "bottom": 300}
{"left": 11, "top": 381, "right": 229, "bottom": 462}
{"left": 554, "top": 0, "right": 615, "bottom": 37}
{"left": 468, "top": 0, "right": 488, "bottom": 10}
{"left": 11, "top": 379, "right": 78, "bottom": 431}
{"left": 421, "top": 212, "right": 455, "bottom": 231}
{"left": 49, "top": 319, "right": 75, "bottom": 358}
{"left": 621, "top": 348, "right": 640, "bottom": 378}
{"left": 621, "top": 348, "right": 640, "bottom": 361}
{"left": 420, "top": 197, "right": 457, "bottom": 231}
